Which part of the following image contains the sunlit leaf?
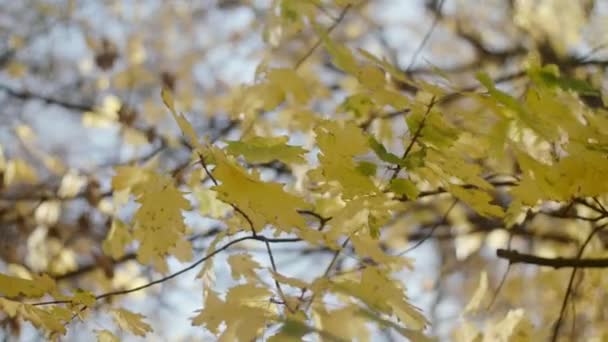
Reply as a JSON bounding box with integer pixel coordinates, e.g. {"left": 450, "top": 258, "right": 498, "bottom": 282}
{"left": 112, "top": 309, "right": 153, "bottom": 337}
{"left": 226, "top": 135, "right": 307, "bottom": 164}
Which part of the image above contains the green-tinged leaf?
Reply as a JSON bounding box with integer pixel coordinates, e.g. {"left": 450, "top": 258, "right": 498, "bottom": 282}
{"left": 531, "top": 65, "right": 600, "bottom": 96}
{"left": 226, "top": 135, "right": 307, "bottom": 164}
{"left": 476, "top": 72, "right": 527, "bottom": 116}
{"left": 313, "top": 121, "right": 378, "bottom": 198}
{"left": 268, "top": 312, "right": 311, "bottom": 342}
{"left": 267, "top": 68, "right": 310, "bottom": 104}
{"left": 368, "top": 136, "right": 405, "bottom": 166}
{"left": 389, "top": 178, "right": 420, "bottom": 199}
{"left": 355, "top": 161, "right": 377, "bottom": 176}
{"left": 318, "top": 27, "right": 358, "bottom": 74}
{"left": 338, "top": 93, "right": 375, "bottom": 118}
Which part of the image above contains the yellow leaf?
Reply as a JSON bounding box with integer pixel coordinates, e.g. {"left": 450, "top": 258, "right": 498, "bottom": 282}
{"left": 356, "top": 306, "right": 432, "bottom": 342}
{"left": 197, "top": 230, "right": 227, "bottom": 279}
{"left": 351, "top": 234, "right": 412, "bottom": 268}
{"left": 192, "top": 284, "right": 272, "bottom": 341}
{"left": 191, "top": 290, "right": 224, "bottom": 333}
{"left": 338, "top": 93, "right": 375, "bottom": 118}
{"left": 389, "top": 178, "right": 420, "bottom": 200}
{"left": 5, "top": 61, "right": 27, "bottom": 78}
{"left": 163, "top": 87, "right": 203, "bottom": 151}
{"left": 3, "top": 159, "right": 38, "bottom": 186}
{"left": 95, "top": 330, "right": 120, "bottom": 342}
{"left": 371, "top": 89, "right": 410, "bottom": 109}
{"left": 196, "top": 188, "right": 232, "bottom": 218}
{"left": 484, "top": 309, "right": 534, "bottom": 342}
{"left": 323, "top": 194, "right": 401, "bottom": 247}
{"left": 102, "top": 219, "right": 131, "bottom": 259}
{"left": 0, "top": 298, "right": 20, "bottom": 317}
{"left": 268, "top": 311, "right": 310, "bottom": 342}
{"left": 211, "top": 147, "right": 311, "bottom": 233}
{"left": 170, "top": 238, "right": 193, "bottom": 262}
{"left": 112, "top": 166, "right": 149, "bottom": 192}
{"left": 358, "top": 48, "right": 409, "bottom": 83}
{"left": 71, "top": 289, "right": 96, "bottom": 307}
{"left": 232, "top": 83, "right": 284, "bottom": 118}
{"left": 228, "top": 253, "right": 260, "bottom": 282}
{"left": 270, "top": 271, "right": 309, "bottom": 289}
{"left": 313, "top": 121, "right": 377, "bottom": 198}
{"left": 82, "top": 95, "right": 121, "bottom": 127}
{"left": 463, "top": 271, "right": 489, "bottom": 314}
{"left": 58, "top": 170, "right": 87, "bottom": 198}
{"left": 331, "top": 267, "right": 428, "bottom": 330}
{"left": 315, "top": 306, "right": 370, "bottom": 342}
{"left": 122, "top": 127, "right": 149, "bottom": 146}
{"left": 448, "top": 185, "right": 504, "bottom": 218}
{"left": 132, "top": 173, "right": 190, "bottom": 268}
{"left": 315, "top": 120, "right": 368, "bottom": 157}
{"left": 267, "top": 68, "right": 310, "bottom": 104}
{"left": 319, "top": 30, "right": 358, "bottom": 74}
{"left": 112, "top": 308, "right": 153, "bottom": 337}
{"left": 357, "top": 65, "right": 385, "bottom": 90}
{"left": 0, "top": 273, "right": 56, "bottom": 298}
{"left": 452, "top": 320, "right": 482, "bottom": 342}
{"left": 20, "top": 304, "right": 67, "bottom": 334}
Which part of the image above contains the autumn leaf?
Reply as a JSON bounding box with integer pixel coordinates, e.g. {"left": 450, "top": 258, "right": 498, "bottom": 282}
{"left": 95, "top": 330, "right": 120, "bottom": 342}
{"left": 210, "top": 147, "right": 311, "bottom": 233}
{"left": 192, "top": 285, "right": 273, "bottom": 341}
{"left": 131, "top": 172, "right": 191, "bottom": 270}
{"left": 102, "top": 219, "right": 131, "bottom": 259}
{"left": 112, "top": 308, "right": 153, "bottom": 337}
{"left": 0, "top": 273, "right": 56, "bottom": 298}
{"left": 226, "top": 135, "right": 308, "bottom": 164}
{"left": 463, "top": 271, "right": 489, "bottom": 314}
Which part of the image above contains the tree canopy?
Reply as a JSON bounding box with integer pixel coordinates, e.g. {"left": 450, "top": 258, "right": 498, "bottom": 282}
{"left": 1, "top": 0, "right": 607, "bottom": 341}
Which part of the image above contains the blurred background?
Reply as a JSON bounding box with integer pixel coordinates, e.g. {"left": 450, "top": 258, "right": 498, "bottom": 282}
{"left": 1, "top": 0, "right": 607, "bottom": 341}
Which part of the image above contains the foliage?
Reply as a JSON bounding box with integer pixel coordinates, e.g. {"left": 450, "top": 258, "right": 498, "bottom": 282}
{"left": 1, "top": 1, "right": 608, "bottom": 341}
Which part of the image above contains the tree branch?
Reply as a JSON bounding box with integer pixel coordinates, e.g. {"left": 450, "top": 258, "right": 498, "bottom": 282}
{"left": 496, "top": 249, "right": 608, "bottom": 269}
{"left": 32, "top": 233, "right": 302, "bottom": 306}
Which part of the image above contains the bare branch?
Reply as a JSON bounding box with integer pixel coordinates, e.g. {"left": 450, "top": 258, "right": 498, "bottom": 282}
{"left": 497, "top": 248, "right": 608, "bottom": 269}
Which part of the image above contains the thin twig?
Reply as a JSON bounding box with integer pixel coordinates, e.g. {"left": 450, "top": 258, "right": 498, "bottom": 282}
{"left": 405, "top": 0, "right": 445, "bottom": 72}
{"left": 398, "top": 199, "right": 457, "bottom": 255}
{"left": 31, "top": 234, "right": 302, "bottom": 306}
{"left": 551, "top": 224, "right": 607, "bottom": 341}
{"left": 294, "top": 4, "right": 352, "bottom": 69}
{"left": 265, "top": 240, "right": 293, "bottom": 313}
{"left": 198, "top": 152, "right": 218, "bottom": 186}
{"left": 300, "top": 237, "right": 351, "bottom": 312}
{"left": 389, "top": 96, "right": 436, "bottom": 181}
{"left": 487, "top": 233, "right": 515, "bottom": 309}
